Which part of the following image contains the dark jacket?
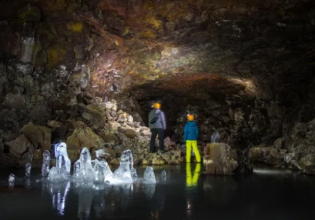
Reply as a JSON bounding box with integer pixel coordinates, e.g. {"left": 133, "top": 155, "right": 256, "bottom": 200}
{"left": 149, "top": 109, "right": 166, "bottom": 130}
{"left": 184, "top": 121, "right": 199, "bottom": 141}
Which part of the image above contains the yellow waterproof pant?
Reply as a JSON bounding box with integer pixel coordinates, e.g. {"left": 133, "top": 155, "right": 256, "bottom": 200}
{"left": 186, "top": 140, "right": 201, "bottom": 163}
{"left": 186, "top": 163, "right": 201, "bottom": 187}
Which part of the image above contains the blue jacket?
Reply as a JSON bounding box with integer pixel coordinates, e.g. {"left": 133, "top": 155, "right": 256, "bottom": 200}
{"left": 184, "top": 121, "right": 199, "bottom": 141}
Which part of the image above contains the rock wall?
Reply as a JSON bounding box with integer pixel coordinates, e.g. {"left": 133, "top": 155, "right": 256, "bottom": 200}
{"left": 0, "top": 0, "right": 315, "bottom": 169}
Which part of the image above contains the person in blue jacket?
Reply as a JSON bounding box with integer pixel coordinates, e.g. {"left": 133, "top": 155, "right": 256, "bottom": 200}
{"left": 184, "top": 114, "right": 201, "bottom": 163}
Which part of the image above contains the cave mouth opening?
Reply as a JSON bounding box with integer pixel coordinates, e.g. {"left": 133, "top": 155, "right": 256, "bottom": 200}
{"left": 128, "top": 73, "right": 258, "bottom": 148}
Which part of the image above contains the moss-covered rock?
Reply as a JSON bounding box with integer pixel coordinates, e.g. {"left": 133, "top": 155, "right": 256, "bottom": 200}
{"left": 66, "top": 126, "right": 105, "bottom": 150}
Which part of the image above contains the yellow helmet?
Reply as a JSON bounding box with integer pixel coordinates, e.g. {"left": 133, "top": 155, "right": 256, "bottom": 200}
{"left": 187, "top": 114, "right": 194, "bottom": 121}
{"left": 153, "top": 103, "right": 161, "bottom": 109}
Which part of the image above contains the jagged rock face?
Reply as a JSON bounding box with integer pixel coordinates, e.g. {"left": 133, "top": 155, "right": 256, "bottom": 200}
{"left": 0, "top": 1, "right": 315, "bottom": 168}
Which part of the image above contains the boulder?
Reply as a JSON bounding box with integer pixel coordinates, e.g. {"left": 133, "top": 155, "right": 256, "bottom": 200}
{"left": 5, "top": 134, "right": 30, "bottom": 158}
{"left": 22, "top": 122, "right": 51, "bottom": 151}
{"left": 66, "top": 126, "right": 105, "bottom": 150}
{"left": 203, "top": 143, "right": 238, "bottom": 175}
{"left": 124, "top": 129, "right": 137, "bottom": 139}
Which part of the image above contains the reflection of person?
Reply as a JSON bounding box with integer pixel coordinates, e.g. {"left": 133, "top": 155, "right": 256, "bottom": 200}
{"left": 184, "top": 114, "right": 201, "bottom": 163}
{"left": 186, "top": 163, "right": 201, "bottom": 187}
{"left": 149, "top": 103, "right": 166, "bottom": 153}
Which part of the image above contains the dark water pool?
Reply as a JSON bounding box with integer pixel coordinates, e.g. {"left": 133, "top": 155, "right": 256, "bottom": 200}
{"left": 1, "top": 164, "right": 315, "bottom": 220}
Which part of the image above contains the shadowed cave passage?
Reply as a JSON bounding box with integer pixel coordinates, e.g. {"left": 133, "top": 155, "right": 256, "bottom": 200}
{"left": 131, "top": 73, "right": 260, "bottom": 147}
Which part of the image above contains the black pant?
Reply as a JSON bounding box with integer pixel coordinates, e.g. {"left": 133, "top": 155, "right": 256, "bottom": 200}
{"left": 150, "top": 128, "right": 164, "bottom": 152}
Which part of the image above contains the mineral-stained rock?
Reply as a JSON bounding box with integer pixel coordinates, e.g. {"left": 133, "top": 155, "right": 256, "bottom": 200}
{"left": 22, "top": 122, "right": 51, "bottom": 151}
{"left": 203, "top": 143, "right": 238, "bottom": 175}
{"left": 66, "top": 126, "right": 105, "bottom": 150}
{"left": 5, "top": 134, "right": 30, "bottom": 158}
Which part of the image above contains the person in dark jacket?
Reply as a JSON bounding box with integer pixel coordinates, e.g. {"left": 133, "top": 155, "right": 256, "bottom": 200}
{"left": 184, "top": 114, "right": 201, "bottom": 163}
{"left": 149, "top": 103, "right": 166, "bottom": 153}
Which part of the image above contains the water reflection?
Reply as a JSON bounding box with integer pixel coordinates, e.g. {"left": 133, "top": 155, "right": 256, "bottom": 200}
{"left": 48, "top": 180, "right": 70, "bottom": 216}
{"left": 186, "top": 163, "right": 201, "bottom": 187}
{"left": 93, "top": 190, "right": 107, "bottom": 218}
{"left": 112, "top": 183, "right": 133, "bottom": 210}
{"left": 77, "top": 187, "right": 94, "bottom": 220}
{"left": 143, "top": 183, "right": 156, "bottom": 199}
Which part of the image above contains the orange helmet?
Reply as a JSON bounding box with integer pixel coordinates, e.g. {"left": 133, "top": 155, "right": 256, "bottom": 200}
{"left": 153, "top": 103, "right": 161, "bottom": 109}
{"left": 187, "top": 114, "right": 194, "bottom": 121}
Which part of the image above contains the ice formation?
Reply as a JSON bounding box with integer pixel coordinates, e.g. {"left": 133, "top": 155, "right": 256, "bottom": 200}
{"left": 73, "top": 147, "right": 95, "bottom": 184}
{"left": 25, "top": 163, "right": 31, "bottom": 177}
{"left": 48, "top": 143, "right": 71, "bottom": 182}
{"left": 41, "top": 150, "right": 51, "bottom": 177}
{"left": 143, "top": 166, "right": 156, "bottom": 183}
{"left": 45, "top": 143, "right": 158, "bottom": 186}
{"left": 54, "top": 142, "right": 71, "bottom": 173}
{"left": 112, "top": 149, "right": 134, "bottom": 184}
{"left": 8, "top": 173, "right": 15, "bottom": 187}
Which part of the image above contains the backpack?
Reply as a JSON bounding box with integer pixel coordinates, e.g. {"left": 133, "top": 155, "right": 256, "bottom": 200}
{"left": 150, "top": 112, "right": 160, "bottom": 124}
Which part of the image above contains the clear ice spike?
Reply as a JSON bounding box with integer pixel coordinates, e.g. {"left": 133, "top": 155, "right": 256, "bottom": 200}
{"left": 8, "top": 173, "right": 15, "bottom": 187}
{"left": 112, "top": 149, "right": 133, "bottom": 183}
{"left": 54, "top": 142, "right": 71, "bottom": 174}
{"left": 143, "top": 166, "right": 156, "bottom": 183}
{"left": 25, "top": 163, "right": 31, "bottom": 177}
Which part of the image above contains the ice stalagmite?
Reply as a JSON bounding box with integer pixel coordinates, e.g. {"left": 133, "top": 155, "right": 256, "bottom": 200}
{"left": 93, "top": 149, "right": 113, "bottom": 184}
{"left": 25, "top": 163, "right": 31, "bottom": 177}
{"left": 42, "top": 150, "right": 51, "bottom": 177}
{"left": 73, "top": 147, "right": 95, "bottom": 184}
{"left": 112, "top": 149, "right": 134, "bottom": 184}
{"left": 54, "top": 142, "right": 71, "bottom": 173}
{"left": 8, "top": 174, "right": 15, "bottom": 187}
{"left": 144, "top": 166, "right": 156, "bottom": 183}
{"left": 48, "top": 142, "right": 72, "bottom": 182}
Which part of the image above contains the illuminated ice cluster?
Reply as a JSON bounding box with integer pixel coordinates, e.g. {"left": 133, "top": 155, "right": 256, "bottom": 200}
{"left": 45, "top": 142, "right": 161, "bottom": 186}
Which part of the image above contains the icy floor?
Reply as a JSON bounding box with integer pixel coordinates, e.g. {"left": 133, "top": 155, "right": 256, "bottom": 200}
{"left": 1, "top": 165, "right": 315, "bottom": 220}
